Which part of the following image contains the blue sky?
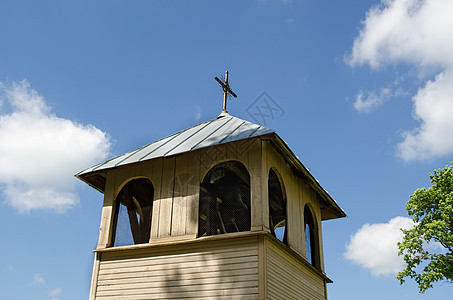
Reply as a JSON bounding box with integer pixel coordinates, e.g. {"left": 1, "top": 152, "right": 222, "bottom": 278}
{"left": 1, "top": 0, "right": 452, "bottom": 299}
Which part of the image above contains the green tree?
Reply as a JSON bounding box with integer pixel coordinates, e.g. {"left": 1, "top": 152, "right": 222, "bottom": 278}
{"left": 397, "top": 163, "right": 453, "bottom": 293}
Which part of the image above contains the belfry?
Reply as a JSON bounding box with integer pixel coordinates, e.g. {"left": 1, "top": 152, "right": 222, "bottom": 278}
{"left": 77, "top": 72, "right": 346, "bottom": 299}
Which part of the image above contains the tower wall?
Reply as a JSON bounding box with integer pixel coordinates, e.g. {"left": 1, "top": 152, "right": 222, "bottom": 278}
{"left": 92, "top": 236, "right": 259, "bottom": 299}
{"left": 90, "top": 233, "right": 329, "bottom": 300}
{"left": 264, "top": 236, "right": 327, "bottom": 300}
{"left": 89, "top": 137, "right": 332, "bottom": 299}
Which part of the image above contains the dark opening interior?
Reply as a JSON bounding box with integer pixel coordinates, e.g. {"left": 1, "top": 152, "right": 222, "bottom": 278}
{"left": 111, "top": 178, "right": 154, "bottom": 247}
{"left": 304, "top": 205, "right": 317, "bottom": 268}
{"left": 198, "top": 161, "right": 251, "bottom": 237}
{"left": 268, "top": 169, "right": 287, "bottom": 244}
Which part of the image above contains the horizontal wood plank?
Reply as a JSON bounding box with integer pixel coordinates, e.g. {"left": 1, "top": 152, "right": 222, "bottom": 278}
{"left": 98, "top": 264, "right": 257, "bottom": 282}
{"left": 97, "top": 274, "right": 259, "bottom": 292}
{"left": 266, "top": 239, "right": 325, "bottom": 300}
{"left": 100, "top": 247, "right": 257, "bottom": 268}
{"left": 96, "top": 294, "right": 258, "bottom": 300}
{"left": 95, "top": 238, "right": 259, "bottom": 299}
{"left": 96, "top": 283, "right": 258, "bottom": 297}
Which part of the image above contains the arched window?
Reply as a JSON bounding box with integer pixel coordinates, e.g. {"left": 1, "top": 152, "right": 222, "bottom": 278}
{"left": 268, "top": 169, "right": 287, "bottom": 244}
{"left": 111, "top": 178, "right": 154, "bottom": 247}
{"left": 304, "top": 205, "right": 319, "bottom": 268}
{"left": 198, "top": 161, "right": 251, "bottom": 237}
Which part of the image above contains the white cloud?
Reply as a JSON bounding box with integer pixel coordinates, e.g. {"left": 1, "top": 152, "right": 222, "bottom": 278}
{"left": 0, "top": 80, "right": 111, "bottom": 213}
{"left": 354, "top": 87, "right": 392, "bottom": 113}
{"left": 193, "top": 105, "right": 202, "bottom": 121}
{"left": 397, "top": 71, "right": 453, "bottom": 160}
{"left": 50, "top": 287, "right": 62, "bottom": 300}
{"left": 33, "top": 273, "right": 45, "bottom": 284}
{"left": 346, "top": 0, "right": 453, "bottom": 161}
{"left": 344, "top": 216, "right": 414, "bottom": 276}
{"left": 346, "top": 0, "right": 453, "bottom": 69}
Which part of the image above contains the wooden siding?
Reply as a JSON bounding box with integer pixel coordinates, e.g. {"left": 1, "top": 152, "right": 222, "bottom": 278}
{"left": 265, "top": 238, "right": 326, "bottom": 300}
{"left": 263, "top": 141, "right": 325, "bottom": 271}
{"left": 94, "top": 237, "right": 259, "bottom": 299}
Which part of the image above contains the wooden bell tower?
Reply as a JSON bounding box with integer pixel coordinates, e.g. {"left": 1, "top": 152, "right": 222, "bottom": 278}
{"left": 77, "top": 75, "right": 345, "bottom": 299}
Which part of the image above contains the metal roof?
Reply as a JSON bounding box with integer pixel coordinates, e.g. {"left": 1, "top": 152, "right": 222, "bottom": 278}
{"left": 76, "top": 113, "right": 274, "bottom": 177}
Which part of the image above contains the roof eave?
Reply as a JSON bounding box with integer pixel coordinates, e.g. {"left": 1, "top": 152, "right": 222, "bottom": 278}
{"left": 75, "top": 171, "right": 107, "bottom": 194}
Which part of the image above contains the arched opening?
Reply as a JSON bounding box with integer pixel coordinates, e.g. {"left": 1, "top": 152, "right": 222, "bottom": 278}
{"left": 268, "top": 168, "right": 287, "bottom": 244}
{"left": 304, "top": 205, "right": 319, "bottom": 268}
{"left": 198, "top": 161, "right": 251, "bottom": 237}
{"left": 111, "top": 178, "right": 154, "bottom": 247}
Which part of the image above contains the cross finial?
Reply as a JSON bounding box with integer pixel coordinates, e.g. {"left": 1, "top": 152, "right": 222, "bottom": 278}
{"left": 215, "top": 71, "right": 237, "bottom": 114}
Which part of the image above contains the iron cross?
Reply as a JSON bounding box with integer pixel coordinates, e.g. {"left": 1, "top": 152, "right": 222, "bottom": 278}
{"left": 215, "top": 71, "right": 237, "bottom": 114}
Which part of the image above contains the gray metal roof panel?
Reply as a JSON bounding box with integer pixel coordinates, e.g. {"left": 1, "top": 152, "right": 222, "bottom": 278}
{"left": 91, "top": 146, "right": 144, "bottom": 172}
{"left": 164, "top": 118, "right": 229, "bottom": 156}
{"left": 119, "top": 130, "right": 184, "bottom": 165}
{"left": 189, "top": 116, "right": 240, "bottom": 150}
{"left": 76, "top": 114, "right": 273, "bottom": 177}
{"left": 159, "top": 116, "right": 231, "bottom": 157}
{"left": 220, "top": 122, "right": 272, "bottom": 144}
